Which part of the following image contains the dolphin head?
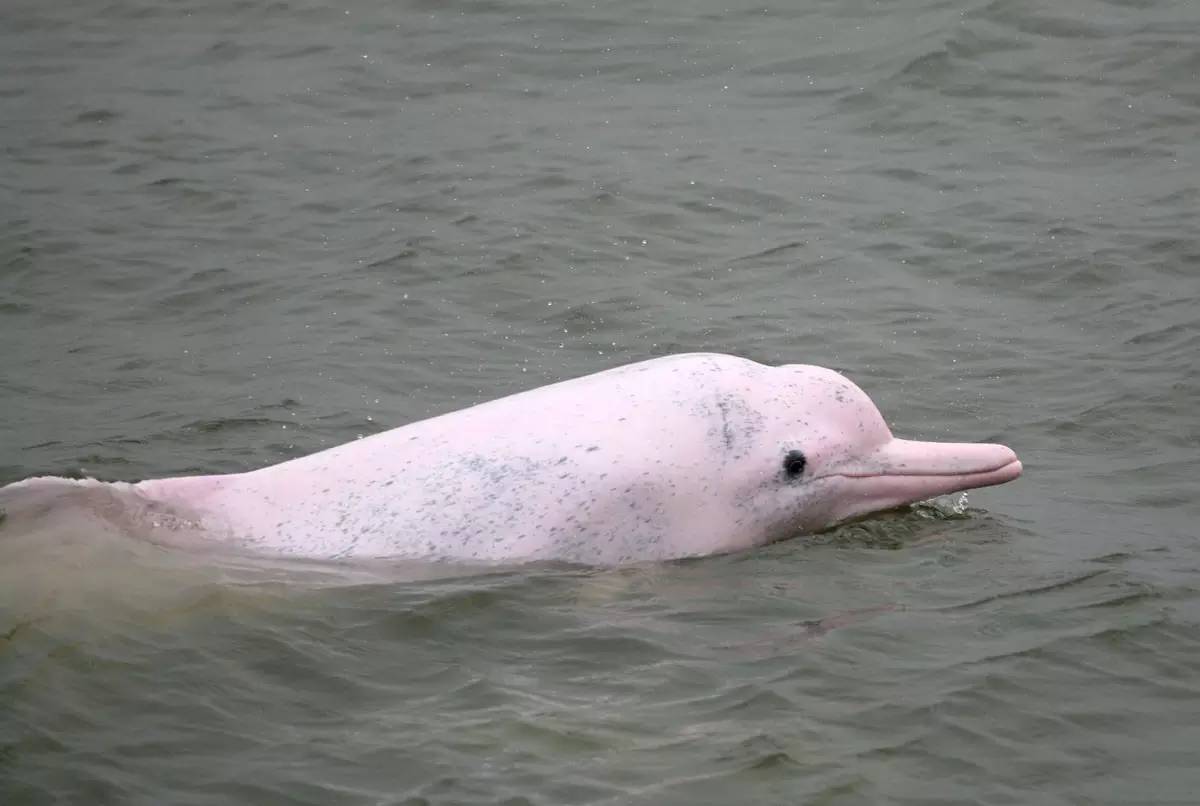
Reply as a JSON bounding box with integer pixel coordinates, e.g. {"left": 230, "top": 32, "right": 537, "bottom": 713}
{"left": 737, "top": 363, "right": 1022, "bottom": 544}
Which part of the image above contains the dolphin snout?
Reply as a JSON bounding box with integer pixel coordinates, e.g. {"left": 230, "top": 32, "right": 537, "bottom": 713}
{"left": 873, "top": 439, "right": 1021, "bottom": 481}
{"left": 828, "top": 438, "right": 1022, "bottom": 523}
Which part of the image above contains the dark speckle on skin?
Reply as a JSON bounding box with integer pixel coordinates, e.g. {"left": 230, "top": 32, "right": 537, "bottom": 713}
{"left": 717, "top": 397, "right": 734, "bottom": 450}
{"left": 693, "top": 391, "right": 765, "bottom": 461}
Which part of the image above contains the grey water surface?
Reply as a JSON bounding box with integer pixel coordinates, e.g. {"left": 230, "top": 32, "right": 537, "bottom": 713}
{"left": 2, "top": 0, "right": 1199, "bottom": 803}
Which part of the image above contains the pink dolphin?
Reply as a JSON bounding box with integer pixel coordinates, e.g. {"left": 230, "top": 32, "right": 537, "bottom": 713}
{"left": 0, "top": 353, "right": 1021, "bottom": 565}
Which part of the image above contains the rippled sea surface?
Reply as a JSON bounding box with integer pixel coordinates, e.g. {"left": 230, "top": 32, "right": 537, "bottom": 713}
{"left": 3, "top": 0, "right": 1199, "bottom": 802}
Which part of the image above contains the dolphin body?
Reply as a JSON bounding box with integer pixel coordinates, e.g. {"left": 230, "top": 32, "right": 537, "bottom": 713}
{"left": 0, "top": 353, "right": 1021, "bottom": 565}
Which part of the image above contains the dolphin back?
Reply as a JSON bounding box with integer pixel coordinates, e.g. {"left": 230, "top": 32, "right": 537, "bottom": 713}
{"left": 0, "top": 476, "right": 209, "bottom": 548}
{"left": 0, "top": 477, "right": 113, "bottom": 530}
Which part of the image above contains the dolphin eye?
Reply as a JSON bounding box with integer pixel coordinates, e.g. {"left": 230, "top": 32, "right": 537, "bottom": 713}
{"left": 782, "top": 449, "right": 807, "bottom": 479}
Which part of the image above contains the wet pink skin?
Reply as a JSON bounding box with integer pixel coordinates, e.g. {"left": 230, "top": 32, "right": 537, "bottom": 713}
{"left": 2, "top": 353, "right": 1022, "bottom": 566}
{"left": 816, "top": 438, "right": 1022, "bottom": 529}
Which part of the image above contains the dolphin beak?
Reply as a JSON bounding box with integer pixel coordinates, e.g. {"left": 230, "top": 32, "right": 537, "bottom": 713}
{"left": 829, "top": 438, "right": 1022, "bottom": 523}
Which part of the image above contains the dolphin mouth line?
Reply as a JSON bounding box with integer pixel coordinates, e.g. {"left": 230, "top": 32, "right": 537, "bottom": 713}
{"left": 826, "top": 457, "right": 1023, "bottom": 481}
